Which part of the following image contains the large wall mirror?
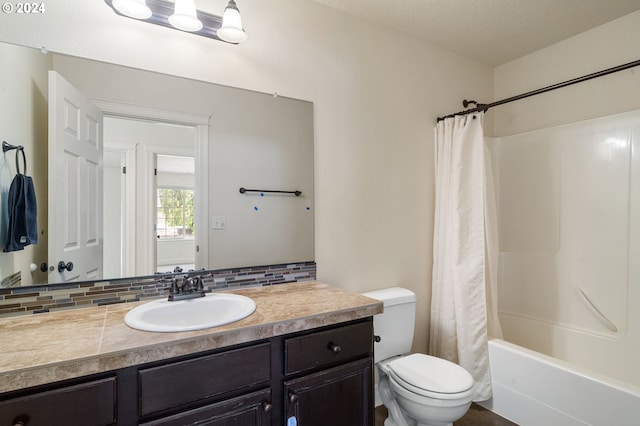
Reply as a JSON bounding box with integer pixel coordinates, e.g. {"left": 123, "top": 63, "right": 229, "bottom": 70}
{"left": 0, "top": 41, "right": 314, "bottom": 287}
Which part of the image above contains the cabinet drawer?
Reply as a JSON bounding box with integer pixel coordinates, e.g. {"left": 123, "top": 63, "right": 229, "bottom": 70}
{"left": 141, "top": 388, "right": 272, "bottom": 426}
{"left": 139, "top": 342, "right": 271, "bottom": 416}
{"left": 0, "top": 377, "right": 116, "bottom": 426}
{"left": 285, "top": 321, "right": 373, "bottom": 375}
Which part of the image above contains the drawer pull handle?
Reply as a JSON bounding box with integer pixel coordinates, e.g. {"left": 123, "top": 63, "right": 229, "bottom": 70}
{"left": 289, "top": 392, "right": 299, "bottom": 403}
{"left": 328, "top": 342, "right": 342, "bottom": 354}
{"left": 262, "top": 402, "right": 273, "bottom": 413}
{"left": 374, "top": 335, "right": 381, "bottom": 342}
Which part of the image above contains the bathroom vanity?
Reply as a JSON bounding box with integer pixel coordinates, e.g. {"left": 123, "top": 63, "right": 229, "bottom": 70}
{"left": 0, "top": 282, "right": 382, "bottom": 426}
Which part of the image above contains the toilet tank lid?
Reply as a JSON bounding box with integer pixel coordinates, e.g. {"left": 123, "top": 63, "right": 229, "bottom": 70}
{"left": 362, "top": 287, "right": 416, "bottom": 307}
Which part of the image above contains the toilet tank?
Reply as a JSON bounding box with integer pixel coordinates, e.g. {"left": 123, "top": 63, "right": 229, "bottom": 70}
{"left": 362, "top": 287, "right": 416, "bottom": 363}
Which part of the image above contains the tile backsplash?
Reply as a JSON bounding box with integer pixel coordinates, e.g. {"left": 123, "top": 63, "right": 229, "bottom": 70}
{"left": 0, "top": 261, "right": 316, "bottom": 318}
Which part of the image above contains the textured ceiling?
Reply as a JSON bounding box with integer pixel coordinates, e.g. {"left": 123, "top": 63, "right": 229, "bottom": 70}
{"left": 312, "top": 0, "right": 640, "bottom": 66}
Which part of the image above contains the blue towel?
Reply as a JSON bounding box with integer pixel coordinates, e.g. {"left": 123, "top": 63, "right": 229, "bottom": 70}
{"left": 3, "top": 149, "right": 37, "bottom": 252}
{"left": 0, "top": 154, "right": 12, "bottom": 245}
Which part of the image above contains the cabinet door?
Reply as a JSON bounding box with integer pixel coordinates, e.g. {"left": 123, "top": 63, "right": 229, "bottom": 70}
{"left": 284, "top": 358, "right": 373, "bottom": 426}
{"left": 0, "top": 377, "right": 116, "bottom": 426}
{"left": 140, "top": 389, "right": 272, "bottom": 426}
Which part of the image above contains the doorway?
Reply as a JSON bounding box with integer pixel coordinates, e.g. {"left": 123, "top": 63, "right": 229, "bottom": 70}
{"left": 155, "top": 154, "right": 196, "bottom": 273}
{"left": 97, "top": 102, "right": 209, "bottom": 278}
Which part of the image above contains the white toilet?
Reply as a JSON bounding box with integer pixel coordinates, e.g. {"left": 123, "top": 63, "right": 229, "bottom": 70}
{"left": 363, "top": 287, "right": 474, "bottom": 426}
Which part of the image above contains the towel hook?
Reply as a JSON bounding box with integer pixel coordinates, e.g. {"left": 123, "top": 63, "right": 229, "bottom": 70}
{"left": 2, "top": 141, "right": 23, "bottom": 153}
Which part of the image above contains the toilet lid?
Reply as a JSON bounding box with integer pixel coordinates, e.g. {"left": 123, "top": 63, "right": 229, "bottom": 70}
{"left": 388, "top": 353, "right": 474, "bottom": 395}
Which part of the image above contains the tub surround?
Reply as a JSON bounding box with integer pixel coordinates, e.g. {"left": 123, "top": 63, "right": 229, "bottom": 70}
{"left": 0, "top": 281, "right": 382, "bottom": 394}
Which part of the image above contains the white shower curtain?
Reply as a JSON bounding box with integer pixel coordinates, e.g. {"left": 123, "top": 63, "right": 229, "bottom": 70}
{"left": 429, "top": 112, "right": 502, "bottom": 401}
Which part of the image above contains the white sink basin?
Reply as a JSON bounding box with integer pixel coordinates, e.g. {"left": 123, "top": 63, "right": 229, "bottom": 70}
{"left": 124, "top": 293, "right": 256, "bottom": 332}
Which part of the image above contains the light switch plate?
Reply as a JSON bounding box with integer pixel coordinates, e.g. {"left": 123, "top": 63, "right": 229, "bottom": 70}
{"left": 213, "top": 216, "right": 226, "bottom": 230}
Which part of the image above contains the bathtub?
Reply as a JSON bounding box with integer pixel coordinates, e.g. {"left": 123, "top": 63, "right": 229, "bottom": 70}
{"left": 480, "top": 339, "right": 640, "bottom": 426}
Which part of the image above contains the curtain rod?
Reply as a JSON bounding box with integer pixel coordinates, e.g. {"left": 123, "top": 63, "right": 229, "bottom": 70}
{"left": 437, "top": 58, "right": 640, "bottom": 122}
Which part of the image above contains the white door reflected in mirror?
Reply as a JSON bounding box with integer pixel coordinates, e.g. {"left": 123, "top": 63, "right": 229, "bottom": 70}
{"left": 48, "top": 71, "right": 104, "bottom": 283}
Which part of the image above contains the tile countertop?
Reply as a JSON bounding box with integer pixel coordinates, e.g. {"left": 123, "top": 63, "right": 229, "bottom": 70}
{"left": 0, "top": 281, "right": 383, "bottom": 394}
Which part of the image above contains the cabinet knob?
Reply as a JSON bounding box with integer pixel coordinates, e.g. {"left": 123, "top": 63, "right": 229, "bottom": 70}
{"left": 11, "top": 415, "right": 28, "bottom": 426}
{"left": 289, "top": 392, "right": 299, "bottom": 403}
{"left": 262, "top": 402, "right": 273, "bottom": 413}
{"left": 328, "top": 342, "right": 342, "bottom": 354}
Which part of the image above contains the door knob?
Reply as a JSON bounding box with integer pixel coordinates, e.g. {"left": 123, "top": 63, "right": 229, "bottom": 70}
{"left": 57, "top": 261, "right": 74, "bottom": 273}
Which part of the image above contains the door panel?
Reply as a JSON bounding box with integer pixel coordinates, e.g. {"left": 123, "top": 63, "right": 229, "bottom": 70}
{"left": 48, "top": 71, "right": 104, "bottom": 283}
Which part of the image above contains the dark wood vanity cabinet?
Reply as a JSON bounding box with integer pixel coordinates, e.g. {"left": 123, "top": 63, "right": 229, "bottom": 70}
{"left": 0, "top": 318, "right": 374, "bottom": 426}
{"left": 283, "top": 321, "right": 374, "bottom": 426}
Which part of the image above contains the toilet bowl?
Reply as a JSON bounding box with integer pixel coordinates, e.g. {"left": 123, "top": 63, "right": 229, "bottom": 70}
{"left": 379, "top": 354, "right": 474, "bottom": 426}
{"left": 362, "top": 287, "right": 475, "bottom": 426}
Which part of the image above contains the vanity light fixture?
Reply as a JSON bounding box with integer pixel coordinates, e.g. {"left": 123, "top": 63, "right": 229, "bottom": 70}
{"left": 105, "top": 0, "right": 247, "bottom": 43}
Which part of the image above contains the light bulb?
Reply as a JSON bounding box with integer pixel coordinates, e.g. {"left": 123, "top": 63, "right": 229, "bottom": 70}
{"left": 217, "top": 0, "right": 247, "bottom": 43}
{"left": 112, "top": 0, "right": 152, "bottom": 20}
{"left": 169, "top": 0, "right": 203, "bottom": 32}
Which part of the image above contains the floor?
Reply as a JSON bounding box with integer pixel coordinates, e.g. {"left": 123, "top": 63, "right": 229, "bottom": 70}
{"left": 375, "top": 403, "right": 518, "bottom": 426}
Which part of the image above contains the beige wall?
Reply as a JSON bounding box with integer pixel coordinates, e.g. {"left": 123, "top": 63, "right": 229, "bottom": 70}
{"left": 0, "top": 0, "right": 493, "bottom": 352}
{"left": 0, "top": 43, "right": 50, "bottom": 285}
{"left": 494, "top": 10, "right": 640, "bottom": 136}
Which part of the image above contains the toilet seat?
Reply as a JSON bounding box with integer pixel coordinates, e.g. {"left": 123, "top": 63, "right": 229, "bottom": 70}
{"left": 388, "top": 353, "right": 474, "bottom": 400}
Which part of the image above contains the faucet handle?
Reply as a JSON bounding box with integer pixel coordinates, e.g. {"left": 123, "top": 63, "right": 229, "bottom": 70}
{"left": 170, "top": 277, "right": 179, "bottom": 294}
{"left": 195, "top": 275, "right": 204, "bottom": 291}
